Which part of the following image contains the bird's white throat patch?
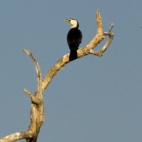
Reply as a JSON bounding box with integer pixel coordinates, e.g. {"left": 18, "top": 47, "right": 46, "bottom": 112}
{"left": 70, "top": 20, "right": 78, "bottom": 28}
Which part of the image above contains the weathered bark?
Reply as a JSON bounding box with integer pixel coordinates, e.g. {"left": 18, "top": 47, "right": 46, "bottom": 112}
{"left": 42, "top": 11, "right": 114, "bottom": 91}
{"left": 0, "top": 11, "right": 114, "bottom": 142}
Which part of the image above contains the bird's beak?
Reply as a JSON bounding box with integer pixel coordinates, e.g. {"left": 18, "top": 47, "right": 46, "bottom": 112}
{"left": 64, "top": 19, "right": 70, "bottom": 23}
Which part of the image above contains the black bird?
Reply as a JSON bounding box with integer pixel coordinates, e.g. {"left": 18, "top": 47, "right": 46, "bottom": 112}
{"left": 64, "top": 18, "right": 82, "bottom": 61}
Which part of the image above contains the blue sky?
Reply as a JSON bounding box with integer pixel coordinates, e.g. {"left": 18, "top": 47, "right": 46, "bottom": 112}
{"left": 0, "top": 1, "right": 142, "bottom": 142}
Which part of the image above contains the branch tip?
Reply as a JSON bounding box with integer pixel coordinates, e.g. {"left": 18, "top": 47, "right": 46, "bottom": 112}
{"left": 23, "top": 49, "right": 31, "bottom": 56}
{"left": 96, "top": 10, "right": 100, "bottom": 14}
{"left": 108, "top": 23, "right": 114, "bottom": 32}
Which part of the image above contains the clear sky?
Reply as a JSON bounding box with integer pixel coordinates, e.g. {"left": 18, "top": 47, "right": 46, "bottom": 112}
{"left": 0, "top": 1, "right": 142, "bottom": 142}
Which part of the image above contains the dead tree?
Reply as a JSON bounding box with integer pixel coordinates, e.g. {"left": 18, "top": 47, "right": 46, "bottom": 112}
{"left": 0, "top": 11, "right": 114, "bottom": 142}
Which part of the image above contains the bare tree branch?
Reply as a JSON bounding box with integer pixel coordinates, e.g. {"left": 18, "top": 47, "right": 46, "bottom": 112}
{"left": 24, "top": 88, "right": 41, "bottom": 105}
{"left": 23, "top": 49, "right": 44, "bottom": 142}
{"left": 0, "top": 131, "right": 33, "bottom": 142}
{"left": 0, "top": 11, "right": 114, "bottom": 142}
{"left": 0, "top": 50, "right": 44, "bottom": 142}
{"left": 42, "top": 11, "right": 114, "bottom": 91}
{"left": 23, "top": 49, "right": 42, "bottom": 99}
{"left": 89, "top": 23, "right": 114, "bottom": 56}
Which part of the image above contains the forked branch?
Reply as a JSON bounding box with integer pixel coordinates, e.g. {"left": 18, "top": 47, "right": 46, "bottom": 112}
{"left": 0, "top": 49, "right": 44, "bottom": 142}
{"left": 0, "top": 11, "right": 114, "bottom": 142}
{"left": 42, "top": 11, "right": 114, "bottom": 91}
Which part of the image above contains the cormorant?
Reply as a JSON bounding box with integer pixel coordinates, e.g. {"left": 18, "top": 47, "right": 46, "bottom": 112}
{"left": 64, "top": 18, "right": 82, "bottom": 61}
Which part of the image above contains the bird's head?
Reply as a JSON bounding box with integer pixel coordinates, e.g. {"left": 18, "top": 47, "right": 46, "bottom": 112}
{"left": 64, "top": 18, "right": 79, "bottom": 28}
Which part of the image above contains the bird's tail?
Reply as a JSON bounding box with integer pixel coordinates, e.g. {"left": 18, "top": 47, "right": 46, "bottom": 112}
{"left": 69, "top": 50, "right": 77, "bottom": 61}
